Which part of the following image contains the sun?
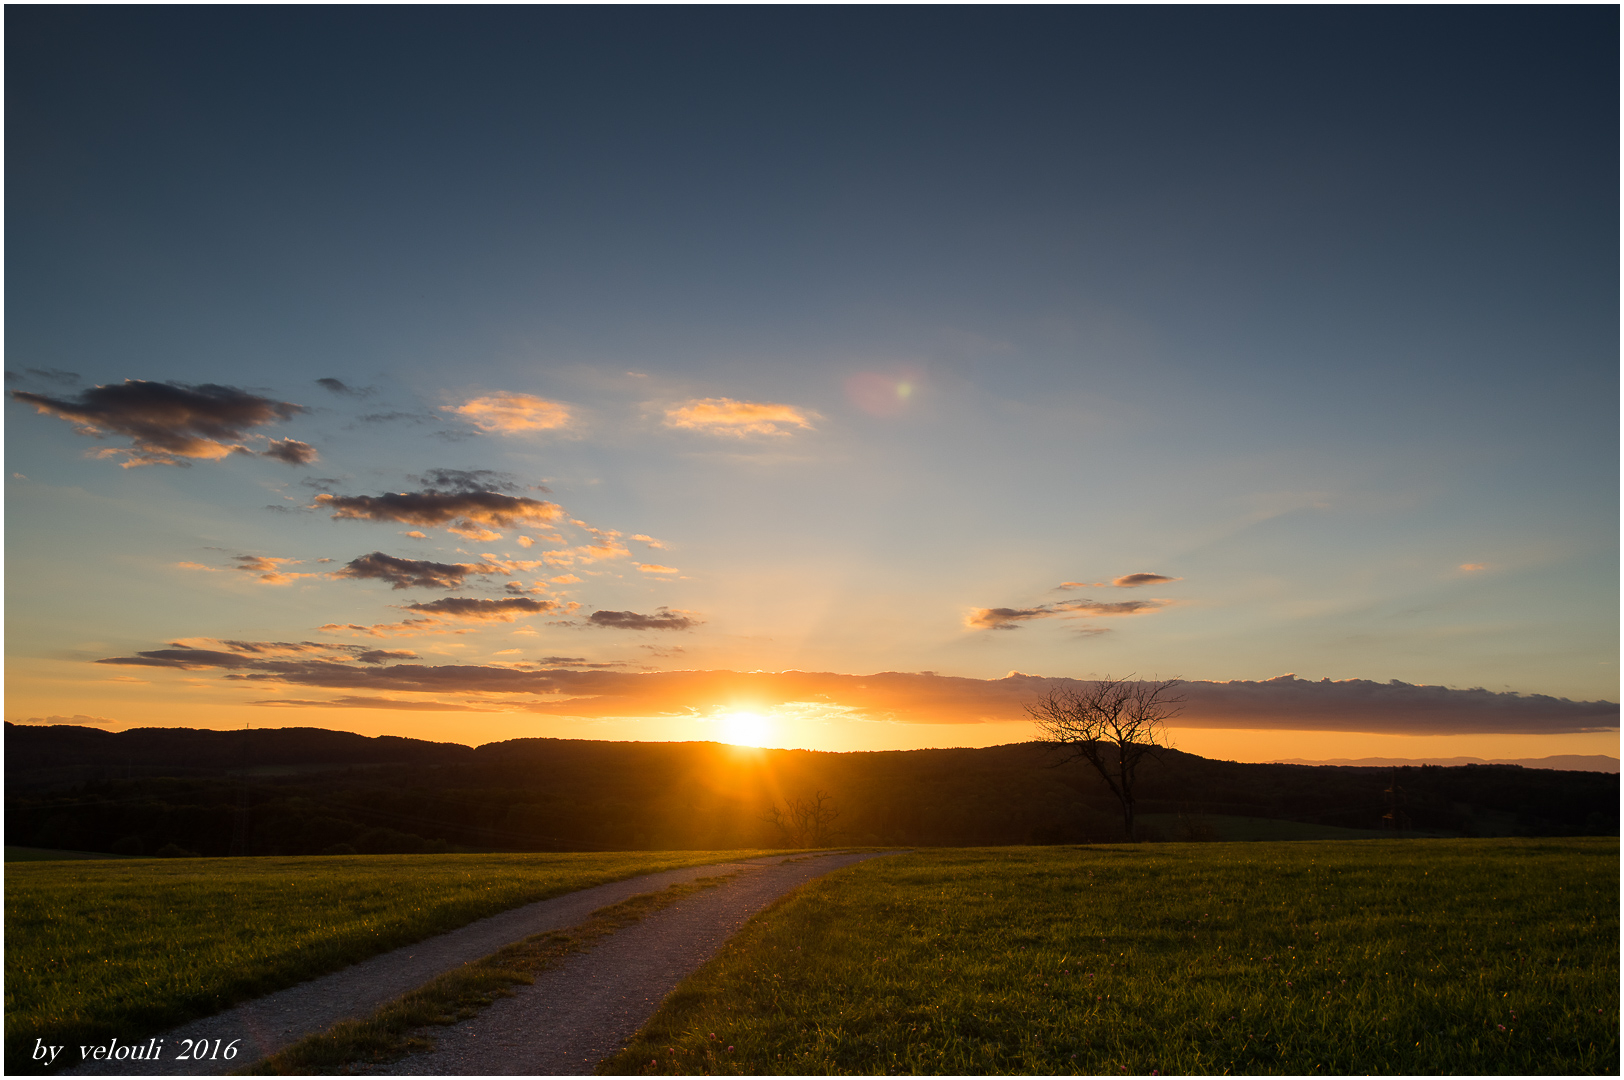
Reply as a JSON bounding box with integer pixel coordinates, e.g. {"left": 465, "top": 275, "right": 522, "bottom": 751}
{"left": 718, "top": 710, "right": 773, "bottom": 748}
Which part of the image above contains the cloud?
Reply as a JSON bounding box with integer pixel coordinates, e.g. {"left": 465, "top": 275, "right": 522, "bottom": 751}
{"left": 1112, "top": 572, "right": 1180, "bottom": 587}
{"left": 13, "top": 713, "right": 119, "bottom": 726}
{"left": 315, "top": 377, "right": 362, "bottom": 395}
{"left": 355, "top": 649, "right": 421, "bottom": 664}
{"left": 262, "top": 438, "right": 319, "bottom": 465}
{"left": 587, "top": 607, "right": 700, "bottom": 631}
{"left": 637, "top": 564, "right": 679, "bottom": 574}
{"left": 966, "top": 598, "right": 1168, "bottom": 629}
{"left": 442, "top": 392, "right": 572, "bottom": 433}
{"left": 84, "top": 652, "right": 1621, "bottom": 736}
{"left": 1057, "top": 581, "right": 1107, "bottom": 589}
{"left": 663, "top": 397, "right": 817, "bottom": 437}
{"left": 410, "top": 468, "right": 531, "bottom": 494}
{"left": 630, "top": 534, "right": 668, "bottom": 549}
{"left": 312, "top": 489, "right": 564, "bottom": 539}
{"left": 251, "top": 696, "right": 495, "bottom": 711}
{"left": 7, "top": 367, "right": 82, "bottom": 387}
{"left": 333, "top": 552, "right": 499, "bottom": 590}
{"left": 230, "top": 555, "right": 323, "bottom": 585}
{"left": 1459, "top": 563, "right": 1488, "bottom": 572}
{"left": 11, "top": 379, "right": 304, "bottom": 466}
{"left": 403, "top": 597, "right": 569, "bottom": 622}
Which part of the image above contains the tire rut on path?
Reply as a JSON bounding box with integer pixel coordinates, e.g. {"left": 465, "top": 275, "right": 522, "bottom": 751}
{"left": 368, "top": 850, "right": 897, "bottom": 1076}
{"left": 64, "top": 855, "right": 844, "bottom": 1077}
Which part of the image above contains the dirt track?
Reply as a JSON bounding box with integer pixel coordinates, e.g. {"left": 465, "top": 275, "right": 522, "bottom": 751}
{"left": 65, "top": 850, "right": 897, "bottom": 1076}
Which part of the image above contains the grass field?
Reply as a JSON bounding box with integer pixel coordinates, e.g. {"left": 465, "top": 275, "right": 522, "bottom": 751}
{"left": 603, "top": 838, "right": 1618, "bottom": 1075}
{"left": 5, "top": 849, "right": 772, "bottom": 1074}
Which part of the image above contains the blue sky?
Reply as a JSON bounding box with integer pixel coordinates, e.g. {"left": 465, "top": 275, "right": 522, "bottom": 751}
{"left": 6, "top": 7, "right": 1617, "bottom": 758}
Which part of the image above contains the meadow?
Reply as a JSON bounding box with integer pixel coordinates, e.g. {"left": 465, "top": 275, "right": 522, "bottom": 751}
{"left": 604, "top": 838, "right": 1619, "bottom": 1075}
{"left": 4, "top": 849, "right": 770, "bottom": 1074}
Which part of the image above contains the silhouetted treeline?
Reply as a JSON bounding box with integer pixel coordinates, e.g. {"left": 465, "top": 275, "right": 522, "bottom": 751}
{"left": 5, "top": 723, "right": 1617, "bottom": 858}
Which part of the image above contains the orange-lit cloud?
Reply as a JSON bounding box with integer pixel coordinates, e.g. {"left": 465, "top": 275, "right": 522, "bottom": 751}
{"left": 966, "top": 598, "right": 1168, "bottom": 629}
{"left": 663, "top": 397, "right": 817, "bottom": 437}
{"left": 12, "top": 379, "right": 305, "bottom": 466}
{"left": 1460, "top": 562, "right": 1488, "bottom": 572}
{"left": 313, "top": 489, "right": 564, "bottom": 539}
{"left": 232, "top": 555, "right": 324, "bottom": 585}
{"left": 441, "top": 392, "right": 572, "bottom": 433}
{"left": 84, "top": 652, "right": 1622, "bottom": 736}
{"left": 638, "top": 563, "right": 679, "bottom": 574}
{"left": 630, "top": 534, "right": 668, "bottom": 548}
{"left": 1112, "top": 572, "right": 1180, "bottom": 587}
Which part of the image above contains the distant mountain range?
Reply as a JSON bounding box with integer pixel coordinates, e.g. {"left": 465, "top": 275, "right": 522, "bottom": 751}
{"left": 1272, "top": 754, "right": 1619, "bottom": 773}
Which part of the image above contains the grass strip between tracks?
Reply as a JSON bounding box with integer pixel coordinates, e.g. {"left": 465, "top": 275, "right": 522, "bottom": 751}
{"left": 244, "top": 873, "right": 737, "bottom": 1075}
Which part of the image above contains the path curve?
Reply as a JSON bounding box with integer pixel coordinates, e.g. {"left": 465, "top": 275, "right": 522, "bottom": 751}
{"left": 65, "top": 851, "right": 895, "bottom": 1076}
{"left": 373, "top": 850, "right": 895, "bottom": 1075}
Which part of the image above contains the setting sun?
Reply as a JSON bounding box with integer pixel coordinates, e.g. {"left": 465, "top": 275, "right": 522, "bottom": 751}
{"left": 718, "top": 711, "right": 773, "bottom": 748}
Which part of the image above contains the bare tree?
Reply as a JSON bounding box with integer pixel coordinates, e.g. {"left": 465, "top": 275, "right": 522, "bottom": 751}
{"left": 764, "top": 790, "right": 841, "bottom": 848}
{"left": 1026, "top": 675, "right": 1183, "bottom": 842}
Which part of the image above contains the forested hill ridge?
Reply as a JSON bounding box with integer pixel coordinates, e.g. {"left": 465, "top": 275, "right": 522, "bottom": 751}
{"left": 6, "top": 722, "right": 1617, "bottom": 858}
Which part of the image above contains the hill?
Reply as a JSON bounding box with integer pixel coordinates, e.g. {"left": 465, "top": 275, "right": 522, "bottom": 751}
{"left": 5, "top": 723, "right": 1616, "bottom": 857}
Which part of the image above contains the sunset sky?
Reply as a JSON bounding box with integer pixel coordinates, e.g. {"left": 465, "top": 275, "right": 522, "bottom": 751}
{"left": 7, "top": 8, "right": 1618, "bottom": 762}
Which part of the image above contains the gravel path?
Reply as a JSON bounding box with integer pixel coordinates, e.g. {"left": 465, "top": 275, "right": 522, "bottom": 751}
{"left": 376, "top": 850, "right": 894, "bottom": 1075}
{"left": 64, "top": 851, "right": 894, "bottom": 1076}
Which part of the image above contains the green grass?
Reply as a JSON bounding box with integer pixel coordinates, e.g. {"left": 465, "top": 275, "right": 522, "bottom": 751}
{"left": 602, "top": 839, "right": 1618, "bottom": 1075}
{"left": 247, "top": 873, "right": 737, "bottom": 1074}
{"left": 5, "top": 849, "right": 773, "bottom": 1075}
{"left": 1134, "top": 814, "right": 1407, "bottom": 842}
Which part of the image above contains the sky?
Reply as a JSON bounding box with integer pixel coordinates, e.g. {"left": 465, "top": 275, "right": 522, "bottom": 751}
{"left": 6, "top": 7, "right": 1618, "bottom": 762}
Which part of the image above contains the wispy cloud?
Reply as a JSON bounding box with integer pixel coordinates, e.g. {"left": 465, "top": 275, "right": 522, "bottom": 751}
{"left": 663, "top": 397, "right": 817, "bottom": 437}
{"left": 11, "top": 379, "right": 306, "bottom": 467}
{"left": 13, "top": 713, "right": 119, "bottom": 726}
{"left": 230, "top": 555, "right": 324, "bottom": 585}
{"left": 442, "top": 392, "right": 572, "bottom": 434}
{"left": 966, "top": 598, "right": 1168, "bottom": 630}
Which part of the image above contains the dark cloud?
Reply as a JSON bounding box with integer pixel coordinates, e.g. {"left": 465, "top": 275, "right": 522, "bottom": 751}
{"left": 10, "top": 379, "right": 303, "bottom": 466}
{"left": 10, "top": 367, "right": 83, "bottom": 386}
{"left": 355, "top": 649, "right": 421, "bottom": 664}
{"left": 587, "top": 607, "right": 700, "bottom": 631}
{"left": 356, "top": 411, "right": 436, "bottom": 424}
{"left": 251, "top": 696, "right": 493, "bottom": 711}
{"left": 311, "top": 490, "right": 563, "bottom": 539}
{"left": 84, "top": 651, "right": 1622, "bottom": 736}
{"left": 1113, "top": 572, "right": 1180, "bottom": 587}
{"left": 967, "top": 598, "right": 1167, "bottom": 629}
{"left": 409, "top": 468, "right": 530, "bottom": 494}
{"left": 301, "top": 477, "right": 346, "bottom": 492}
{"left": 403, "top": 597, "right": 565, "bottom": 621}
{"left": 538, "top": 656, "right": 629, "bottom": 669}
{"left": 262, "top": 438, "right": 319, "bottom": 465}
{"left": 316, "top": 378, "right": 359, "bottom": 395}
{"left": 333, "top": 552, "right": 497, "bottom": 590}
